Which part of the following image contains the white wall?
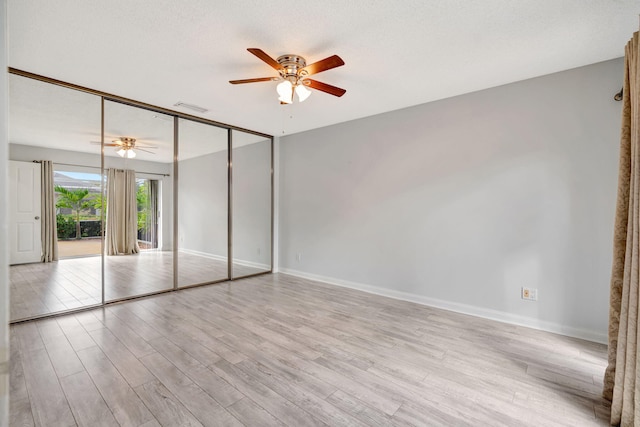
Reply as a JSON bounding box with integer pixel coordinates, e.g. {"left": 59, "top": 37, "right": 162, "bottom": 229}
{"left": 0, "top": 0, "right": 9, "bottom": 423}
{"left": 279, "top": 58, "right": 623, "bottom": 343}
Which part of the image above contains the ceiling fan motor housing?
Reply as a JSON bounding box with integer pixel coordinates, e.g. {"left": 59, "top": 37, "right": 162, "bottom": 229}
{"left": 277, "top": 54, "right": 307, "bottom": 83}
{"left": 118, "top": 137, "right": 136, "bottom": 149}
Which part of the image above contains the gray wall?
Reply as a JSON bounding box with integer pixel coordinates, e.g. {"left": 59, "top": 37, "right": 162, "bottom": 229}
{"left": 279, "top": 58, "right": 623, "bottom": 342}
{"left": 0, "top": 0, "right": 9, "bottom": 422}
{"left": 233, "top": 140, "right": 272, "bottom": 268}
{"left": 178, "top": 140, "right": 272, "bottom": 269}
{"left": 178, "top": 151, "right": 228, "bottom": 257}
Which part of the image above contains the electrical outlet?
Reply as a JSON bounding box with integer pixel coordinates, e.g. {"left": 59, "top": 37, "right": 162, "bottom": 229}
{"left": 521, "top": 287, "right": 538, "bottom": 301}
{"left": 296, "top": 253, "right": 302, "bottom": 262}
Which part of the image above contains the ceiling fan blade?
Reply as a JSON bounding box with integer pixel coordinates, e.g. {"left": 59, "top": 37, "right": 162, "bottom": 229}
{"left": 136, "top": 148, "right": 155, "bottom": 154}
{"left": 306, "top": 79, "right": 346, "bottom": 97}
{"left": 136, "top": 144, "right": 158, "bottom": 149}
{"left": 229, "top": 77, "right": 276, "bottom": 84}
{"left": 91, "top": 141, "right": 121, "bottom": 147}
{"left": 299, "top": 55, "right": 344, "bottom": 76}
{"left": 247, "top": 48, "right": 281, "bottom": 70}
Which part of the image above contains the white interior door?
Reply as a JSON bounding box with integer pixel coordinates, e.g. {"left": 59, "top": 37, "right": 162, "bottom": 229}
{"left": 9, "top": 160, "right": 42, "bottom": 264}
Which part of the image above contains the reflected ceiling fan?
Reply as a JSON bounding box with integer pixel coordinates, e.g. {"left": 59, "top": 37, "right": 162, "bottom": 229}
{"left": 229, "top": 48, "right": 346, "bottom": 104}
{"left": 90, "top": 137, "right": 157, "bottom": 158}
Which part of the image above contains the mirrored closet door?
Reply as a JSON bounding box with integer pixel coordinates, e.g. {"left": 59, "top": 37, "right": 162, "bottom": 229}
{"left": 177, "top": 119, "right": 230, "bottom": 287}
{"left": 8, "top": 74, "right": 103, "bottom": 320}
{"left": 231, "top": 130, "right": 272, "bottom": 278}
{"left": 103, "top": 100, "right": 175, "bottom": 301}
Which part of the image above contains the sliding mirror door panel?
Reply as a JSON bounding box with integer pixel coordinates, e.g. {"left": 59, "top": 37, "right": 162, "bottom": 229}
{"left": 177, "top": 119, "right": 229, "bottom": 287}
{"left": 231, "top": 130, "right": 272, "bottom": 278}
{"left": 103, "top": 100, "right": 174, "bottom": 301}
{"left": 8, "top": 74, "right": 102, "bottom": 321}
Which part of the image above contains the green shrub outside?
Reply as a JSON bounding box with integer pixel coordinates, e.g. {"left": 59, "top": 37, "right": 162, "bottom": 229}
{"left": 56, "top": 214, "right": 76, "bottom": 239}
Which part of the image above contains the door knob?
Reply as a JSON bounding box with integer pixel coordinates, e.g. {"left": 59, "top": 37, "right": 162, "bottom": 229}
{"left": 35, "top": 216, "right": 40, "bottom": 220}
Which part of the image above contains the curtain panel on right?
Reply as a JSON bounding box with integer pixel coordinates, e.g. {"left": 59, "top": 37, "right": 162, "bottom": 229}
{"left": 604, "top": 31, "right": 640, "bottom": 426}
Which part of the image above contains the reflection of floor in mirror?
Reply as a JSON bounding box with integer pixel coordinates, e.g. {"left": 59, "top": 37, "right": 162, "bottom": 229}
{"left": 10, "top": 250, "right": 269, "bottom": 321}
{"left": 57, "top": 238, "right": 102, "bottom": 258}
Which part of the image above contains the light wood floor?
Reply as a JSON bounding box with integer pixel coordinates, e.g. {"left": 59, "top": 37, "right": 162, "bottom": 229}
{"left": 10, "top": 273, "right": 610, "bottom": 426}
{"left": 10, "top": 252, "right": 268, "bottom": 321}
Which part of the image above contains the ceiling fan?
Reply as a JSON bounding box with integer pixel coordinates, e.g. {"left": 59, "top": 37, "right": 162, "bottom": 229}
{"left": 229, "top": 48, "right": 346, "bottom": 104}
{"left": 90, "top": 137, "right": 157, "bottom": 158}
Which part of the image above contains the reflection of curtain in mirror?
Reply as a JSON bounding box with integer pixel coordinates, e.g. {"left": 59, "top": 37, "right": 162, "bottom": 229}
{"left": 106, "top": 168, "right": 140, "bottom": 255}
{"left": 40, "top": 160, "right": 58, "bottom": 262}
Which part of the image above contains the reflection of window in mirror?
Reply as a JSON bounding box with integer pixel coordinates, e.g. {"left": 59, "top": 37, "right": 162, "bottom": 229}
{"left": 54, "top": 169, "right": 102, "bottom": 258}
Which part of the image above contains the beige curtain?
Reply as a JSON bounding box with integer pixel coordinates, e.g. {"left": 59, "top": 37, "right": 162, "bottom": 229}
{"left": 106, "top": 168, "right": 140, "bottom": 255}
{"left": 40, "top": 160, "right": 58, "bottom": 262}
{"left": 604, "top": 31, "right": 640, "bottom": 426}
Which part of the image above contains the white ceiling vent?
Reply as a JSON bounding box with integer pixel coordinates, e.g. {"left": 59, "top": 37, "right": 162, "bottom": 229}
{"left": 173, "top": 102, "right": 209, "bottom": 114}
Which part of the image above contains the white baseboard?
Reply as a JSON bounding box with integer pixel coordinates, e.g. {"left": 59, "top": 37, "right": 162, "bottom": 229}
{"left": 180, "top": 248, "right": 227, "bottom": 262}
{"left": 279, "top": 268, "right": 607, "bottom": 344}
{"left": 179, "top": 248, "right": 270, "bottom": 271}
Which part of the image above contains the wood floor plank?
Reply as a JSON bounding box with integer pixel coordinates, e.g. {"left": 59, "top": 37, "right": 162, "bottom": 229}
{"left": 226, "top": 397, "right": 286, "bottom": 427}
{"left": 59, "top": 371, "right": 119, "bottom": 427}
{"left": 36, "top": 319, "right": 86, "bottom": 379}
{"left": 215, "top": 332, "right": 338, "bottom": 400}
{"left": 105, "top": 305, "right": 163, "bottom": 341}
{"left": 87, "top": 327, "right": 155, "bottom": 388}
{"left": 9, "top": 330, "right": 35, "bottom": 427}
{"left": 139, "top": 352, "right": 243, "bottom": 427}
{"left": 233, "top": 358, "right": 366, "bottom": 427}
{"left": 100, "top": 312, "right": 156, "bottom": 358}
{"left": 148, "top": 336, "right": 244, "bottom": 408}
{"left": 210, "top": 359, "right": 328, "bottom": 427}
{"left": 76, "top": 345, "right": 156, "bottom": 427}
{"left": 56, "top": 316, "right": 96, "bottom": 352}
{"left": 326, "top": 389, "right": 403, "bottom": 427}
{"left": 20, "top": 348, "right": 75, "bottom": 427}
{"left": 134, "top": 380, "right": 204, "bottom": 427}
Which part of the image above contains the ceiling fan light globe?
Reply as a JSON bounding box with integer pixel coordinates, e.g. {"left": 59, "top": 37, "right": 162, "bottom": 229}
{"left": 276, "top": 80, "right": 293, "bottom": 104}
{"left": 295, "top": 84, "right": 311, "bottom": 102}
{"left": 117, "top": 147, "right": 136, "bottom": 158}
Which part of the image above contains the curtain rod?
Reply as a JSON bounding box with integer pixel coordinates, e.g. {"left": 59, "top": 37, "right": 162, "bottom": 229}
{"left": 32, "top": 160, "right": 170, "bottom": 177}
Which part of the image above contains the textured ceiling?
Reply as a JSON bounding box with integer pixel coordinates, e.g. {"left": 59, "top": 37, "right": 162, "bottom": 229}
{"left": 7, "top": 0, "right": 640, "bottom": 137}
